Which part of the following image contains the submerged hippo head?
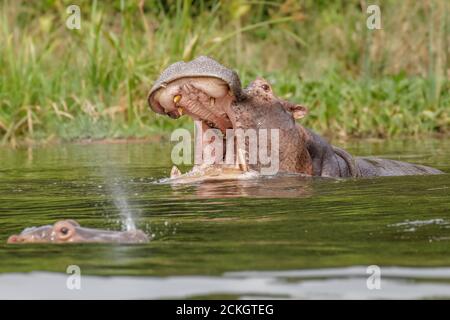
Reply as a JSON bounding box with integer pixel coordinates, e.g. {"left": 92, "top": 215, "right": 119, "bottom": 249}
{"left": 148, "top": 56, "right": 312, "bottom": 174}
{"left": 7, "top": 220, "right": 149, "bottom": 244}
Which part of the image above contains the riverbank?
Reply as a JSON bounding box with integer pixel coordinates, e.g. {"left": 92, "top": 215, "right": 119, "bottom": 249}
{"left": 1, "top": 1, "right": 449, "bottom": 146}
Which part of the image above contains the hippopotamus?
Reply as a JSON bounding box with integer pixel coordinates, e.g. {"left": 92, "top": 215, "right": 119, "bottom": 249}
{"left": 7, "top": 220, "right": 149, "bottom": 244}
{"left": 148, "top": 56, "right": 443, "bottom": 178}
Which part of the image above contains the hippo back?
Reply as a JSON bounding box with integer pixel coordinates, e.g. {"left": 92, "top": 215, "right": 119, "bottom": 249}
{"left": 356, "top": 157, "right": 443, "bottom": 177}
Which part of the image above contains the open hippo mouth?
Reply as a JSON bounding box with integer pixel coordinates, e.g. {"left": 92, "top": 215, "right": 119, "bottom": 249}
{"left": 148, "top": 56, "right": 310, "bottom": 176}
{"left": 148, "top": 56, "right": 247, "bottom": 168}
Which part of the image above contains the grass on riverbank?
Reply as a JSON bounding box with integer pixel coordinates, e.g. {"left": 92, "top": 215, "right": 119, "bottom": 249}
{"left": 0, "top": 0, "right": 449, "bottom": 146}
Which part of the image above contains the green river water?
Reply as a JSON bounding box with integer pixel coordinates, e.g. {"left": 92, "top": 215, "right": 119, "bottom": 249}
{"left": 0, "top": 138, "right": 449, "bottom": 299}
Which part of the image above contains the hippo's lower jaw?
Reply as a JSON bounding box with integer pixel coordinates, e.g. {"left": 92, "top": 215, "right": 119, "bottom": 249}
{"left": 168, "top": 164, "right": 260, "bottom": 184}
{"left": 7, "top": 220, "right": 149, "bottom": 244}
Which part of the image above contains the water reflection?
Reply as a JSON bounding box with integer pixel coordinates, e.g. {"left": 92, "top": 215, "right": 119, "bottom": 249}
{"left": 2, "top": 267, "right": 450, "bottom": 299}
{"left": 167, "top": 175, "right": 316, "bottom": 198}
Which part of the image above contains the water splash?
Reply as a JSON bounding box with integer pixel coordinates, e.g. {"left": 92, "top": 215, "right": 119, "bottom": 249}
{"left": 109, "top": 181, "right": 136, "bottom": 231}
{"left": 100, "top": 165, "right": 137, "bottom": 232}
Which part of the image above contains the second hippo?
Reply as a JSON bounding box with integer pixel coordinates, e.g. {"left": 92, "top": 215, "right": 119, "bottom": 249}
{"left": 7, "top": 220, "right": 149, "bottom": 244}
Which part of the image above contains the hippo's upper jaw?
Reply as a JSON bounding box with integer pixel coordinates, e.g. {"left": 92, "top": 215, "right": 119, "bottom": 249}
{"left": 7, "top": 220, "right": 149, "bottom": 244}
{"left": 148, "top": 56, "right": 312, "bottom": 175}
{"left": 148, "top": 56, "right": 239, "bottom": 133}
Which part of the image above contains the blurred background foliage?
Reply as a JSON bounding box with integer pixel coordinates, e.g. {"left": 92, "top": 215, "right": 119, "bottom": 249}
{"left": 0, "top": 0, "right": 448, "bottom": 146}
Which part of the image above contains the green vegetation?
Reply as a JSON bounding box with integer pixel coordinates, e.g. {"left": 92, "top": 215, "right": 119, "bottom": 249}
{"left": 0, "top": 0, "right": 448, "bottom": 146}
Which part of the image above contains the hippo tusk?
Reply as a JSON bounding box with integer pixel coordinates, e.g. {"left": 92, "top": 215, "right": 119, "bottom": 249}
{"left": 237, "top": 148, "right": 248, "bottom": 172}
{"left": 173, "top": 95, "right": 183, "bottom": 115}
{"left": 170, "top": 165, "right": 182, "bottom": 178}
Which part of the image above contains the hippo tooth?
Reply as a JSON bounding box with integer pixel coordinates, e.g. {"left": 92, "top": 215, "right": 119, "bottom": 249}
{"left": 173, "top": 94, "right": 181, "bottom": 104}
{"left": 178, "top": 107, "right": 184, "bottom": 116}
{"left": 237, "top": 148, "right": 248, "bottom": 172}
{"left": 170, "top": 165, "right": 182, "bottom": 178}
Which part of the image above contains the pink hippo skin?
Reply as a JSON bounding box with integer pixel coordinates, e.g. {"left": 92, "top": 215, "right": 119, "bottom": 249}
{"left": 7, "top": 220, "right": 149, "bottom": 244}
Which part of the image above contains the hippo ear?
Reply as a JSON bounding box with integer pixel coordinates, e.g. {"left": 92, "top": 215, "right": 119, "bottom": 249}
{"left": 65, "top": 219, "right": 80, "bottom": 227}
{"left": 289, "top": 105, "right": 308, "bottom": 119}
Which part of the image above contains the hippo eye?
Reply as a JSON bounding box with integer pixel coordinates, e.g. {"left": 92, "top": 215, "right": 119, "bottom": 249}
{"left": 261, "top": 84, "right": 270, "bottom": 92}
{"left": 60, "top": 227, "right": 69, "bottom": 235}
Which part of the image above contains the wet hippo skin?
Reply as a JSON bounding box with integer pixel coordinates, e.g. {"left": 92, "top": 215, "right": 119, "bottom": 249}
{"left": 148, "top": 56, "right": 443, "bottom": 178}
{"left": 7, "top": 220, "right": 149, "bottom": 244}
